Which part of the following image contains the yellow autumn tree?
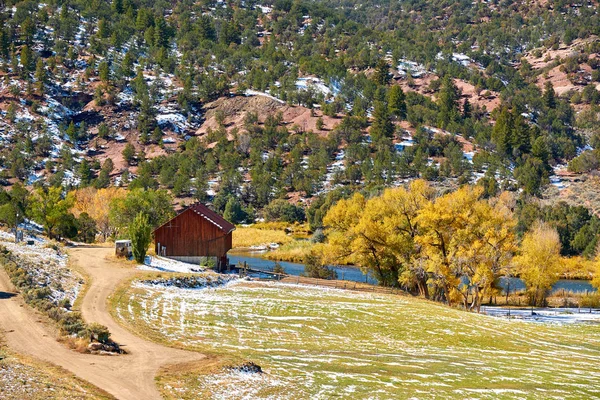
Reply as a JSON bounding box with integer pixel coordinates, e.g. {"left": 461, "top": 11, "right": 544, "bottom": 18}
{"left": 72, "top": 187, "right": 127, "bottom": 240}
{"left": 323, "top": 180, "right": 433, "bottom": 287}
{"left": 455, "top": 194, "right": 517, "bottom": 311}
{"left": 514, "top": 222, "right": 563, "bottom": 307}
{"left": 415, "top": 186, "right": 517, "bottom": 309}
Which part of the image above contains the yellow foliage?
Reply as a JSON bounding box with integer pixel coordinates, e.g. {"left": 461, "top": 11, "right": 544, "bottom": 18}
{"left": 514, "top": 222, "right": 563, "bottom": 306}
{"left": 71, "top": 187, "right": 127, "bottom": 240}
{"left": 232, "top": 227, "right": 293, "bottom": 248}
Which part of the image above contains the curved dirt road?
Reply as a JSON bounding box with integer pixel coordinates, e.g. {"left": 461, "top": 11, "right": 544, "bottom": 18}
{"left": 0, "top": 246, "right": 206, "bottom": 400}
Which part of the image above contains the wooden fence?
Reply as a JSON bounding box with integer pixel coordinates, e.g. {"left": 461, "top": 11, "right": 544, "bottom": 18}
{"left": 278, "top": 275, "right": 407, "bottom": 296}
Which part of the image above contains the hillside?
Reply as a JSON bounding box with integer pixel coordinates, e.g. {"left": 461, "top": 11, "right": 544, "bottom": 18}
{"left": 0, "top": 0, "right": 597, "bottom": 214}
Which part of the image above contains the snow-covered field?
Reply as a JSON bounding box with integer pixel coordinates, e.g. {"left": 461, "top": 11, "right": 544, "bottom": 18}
{"left": 138, "top": 255, "right": 207, "bottom": 274}
{"left": 482, "top": 306, "right": 600, "bottom": 324}
{"left": 115, "top": 280, "right": 600, "bottom": 399}
{"left": 0, "top": 230, "right": 81, "bottom": 306}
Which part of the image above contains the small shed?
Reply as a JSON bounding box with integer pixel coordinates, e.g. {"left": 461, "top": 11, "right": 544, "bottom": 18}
{"left": 115, "top": 240, "right": 132, "bottom": 257}
{"left": 152, "top": 203, "right": 235, "bottom": 271}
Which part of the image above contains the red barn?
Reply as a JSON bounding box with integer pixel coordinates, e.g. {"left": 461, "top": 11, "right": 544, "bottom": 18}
{"left": 153, "top": 203, "right": 235, "bottom": 270}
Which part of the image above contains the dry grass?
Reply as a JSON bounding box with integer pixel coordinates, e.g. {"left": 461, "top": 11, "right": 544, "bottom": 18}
{"left": 232, "top": 227, "right": 293, "bottom": 248}
{"left": 263, "top": 240, "right": 314, "bottom": 263}
{"left": 0, "top": 340, "right": 114, "bottom": 399}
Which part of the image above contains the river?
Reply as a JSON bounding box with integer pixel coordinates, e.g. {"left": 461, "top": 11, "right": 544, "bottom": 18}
{"left": 229, "top": 253, "right": 596, "bottom": 293}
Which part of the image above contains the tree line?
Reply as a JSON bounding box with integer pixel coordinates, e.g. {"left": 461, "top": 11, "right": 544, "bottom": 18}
{"left": 316, "top": 180, "right": 590, "bottom": 310}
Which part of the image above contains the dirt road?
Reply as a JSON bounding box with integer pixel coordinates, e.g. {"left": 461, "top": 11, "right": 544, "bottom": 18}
{"left": 0, "top": 246, "right": 206, "bottom": 400}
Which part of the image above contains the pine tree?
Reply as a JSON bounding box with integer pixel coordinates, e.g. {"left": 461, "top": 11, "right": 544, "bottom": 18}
{"left": 462, "top": 99, "right": 472, "bottom": 119}
{"left": 66, "top": 121, "right": 78, "bottom": 143}
{"left": 388, "top": 85, "right": 407, "bottom": 120}
{"left": 112, "top": 0, "right": 124, "bottom": 14}
{"left": 491, "top": 107, "right": 513, "bottom": 156}
{"left": 373, "top": 59, "right": 391, "bottom": 86}
{"left": 0, "top": 28, "right": 9, "bottom": 60}
{"left": 437, "top": 76, "right": 460, "bottom": 127}
{"left": 370, "top": 101, "right": 394, "bottom": 143}
{"left": 121, "top": 51, "right": 134, "bottom": 78}
{"left": 20, "top": 45, "right": 33, "bottom": 72}
{"left": 122, "top": 143, "right": 136, "bottom": 165}
{"left": 510, "top": 111, "right": 531, "bottom": 156}
{"left": 95, "top": 159, "right": 113, "bottom": 188}
{"left": 154, "top": 17, "right": 168, "bottom": 48}
{"left": 543, "top": 81, "right": 556, "bottom": 109}
{"left": 79, "top": 159, "right": 93, "bottom": 186}
{"left": 98, "top": 61, "right": 110, "bottom": 85}
{"left": 151, "top": 126, "right": 163, "bottom": 144}
{"left": 98, "top": 123, "right": 110, "bottom": 139}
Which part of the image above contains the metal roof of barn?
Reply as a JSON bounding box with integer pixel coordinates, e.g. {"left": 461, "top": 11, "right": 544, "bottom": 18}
{"left": 153, "top": 203, "right": 236, "bottom": 234}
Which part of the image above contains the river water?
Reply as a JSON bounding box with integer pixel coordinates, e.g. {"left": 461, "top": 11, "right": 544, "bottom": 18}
{"left": 229, "top": 253, "right": 596, "bottom": 293}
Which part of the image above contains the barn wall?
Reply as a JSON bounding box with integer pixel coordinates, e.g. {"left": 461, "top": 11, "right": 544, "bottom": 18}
{"left": 154, "top": 209, "right": 233, "bottom": 257}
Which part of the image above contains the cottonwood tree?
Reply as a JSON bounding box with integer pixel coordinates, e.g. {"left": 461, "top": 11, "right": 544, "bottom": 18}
{"left": 415, "top": 186, "right": 517, "bottom": 309}
{"left": 72, "top": 187, "right": 127, "bottom": 240}
{"left": 324, "top": 180, "right": 434, "bottom": 287}
{"left": 515, "top": 222, "right": 563, "bottom": 306}
{"left": 0, "top": 183, "right": 30, "bottom": 236}
{"left": 30, "top": 186, "right": 75, "bottom": 239}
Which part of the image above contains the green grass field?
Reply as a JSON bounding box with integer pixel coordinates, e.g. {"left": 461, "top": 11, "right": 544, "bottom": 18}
{"left": 113, "top": 280, "right": 600, "bottom": 399}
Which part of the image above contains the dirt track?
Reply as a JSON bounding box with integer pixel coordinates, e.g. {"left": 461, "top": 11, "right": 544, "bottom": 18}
{"left": 0, "top": 246, "right": 206, "bottom": 400}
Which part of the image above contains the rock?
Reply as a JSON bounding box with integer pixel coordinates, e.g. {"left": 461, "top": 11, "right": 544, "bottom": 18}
{"left": 228, "top": 362, "right": 263, "bottom": 374}
{"left": 87, "top": 342, "right": 103, "bottom": 351}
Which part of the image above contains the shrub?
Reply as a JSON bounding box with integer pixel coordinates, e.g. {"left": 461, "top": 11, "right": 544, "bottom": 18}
{"left": 264, "top": 199, "right": 306, "bottom": 224}
{"left": 580, "top": 293, "right": 600, "bottom": 308}
{"left": 85, "top": 322, "right": 111, "bottom": 343}
{"left": 273, "top": 262, "right": 285, "bottom": 274}
{"left": 310, "top": 228, "right": 325, "bottom": 244}
{"left": 303, "top": 254, "right": 336, "bottom": 280}
{"left": 59, "top": 312, "right": 87, "bottom": 336}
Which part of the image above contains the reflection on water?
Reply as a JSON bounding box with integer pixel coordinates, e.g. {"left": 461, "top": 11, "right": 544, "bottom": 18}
{"left": 229, "top": 252, "right": 596, "bottom": 293}
{"left": 228, "top": 253, "right": 378, "bottom": 284}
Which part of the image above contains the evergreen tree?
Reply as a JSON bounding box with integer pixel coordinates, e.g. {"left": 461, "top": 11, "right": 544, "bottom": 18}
{"left": 34, "top": 59, "right": 47, "bottom": 94}
{"left": 154, "top": 17, "right": 169, "bottom": 48}
{"left": 112, "top": 0, "right": 124, "bottom": 14}
{"left": 122, "top": 143, "right": 136, "bottom": 165}
{"left": 99, "top": 61, "right": 110, "bottom": 85}
{"left": 543, "top": 81, "right": 556, "bottom": 109}
{"left": 370, "top": 101, "right": 394, "bottom": 143}
{"left": 373, "top": 59, "right": 391, "bottom": 86}
{"left": 510, "top": 112, "right": 531, "bottom": 156}
{"left": 98, "top": 123, "right": 110, "bottom": 139}
{"left": 462, "top": 99, "right": 472, "bottom": 119}
{"left": 120, "top": 51, "right": 134, "bottom": 78}
{"left": 0, "top": 28, "right": 9, "bottom": 60}
{"left": 151, "top": 127, "right": 163, "bottom": 144}
{"left": 79, "top": 159, "right": 93, "bottom": 186}
{"left": 66, "top": 121, "right": 78, "bottom": 143}
{"left": 491, "top": 107, "right": 513, "bottom": 156}
{"left": 388, "top": 85, "right": 407, "bottom": 119}
{"left": 437, "top": 77, "right": 460, "bottom": 127}
{"left": 95, "top": 159, "right": 113, "bottom": 188}
{"left": 20, "top": 45, "right": 33, "bottom": 72}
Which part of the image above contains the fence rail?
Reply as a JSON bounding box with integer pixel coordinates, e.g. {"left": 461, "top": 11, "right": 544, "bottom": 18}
{"left": 276, "top": 275, "right": 407, "bottom": 296}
